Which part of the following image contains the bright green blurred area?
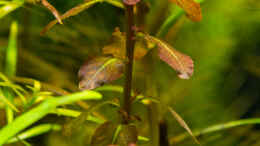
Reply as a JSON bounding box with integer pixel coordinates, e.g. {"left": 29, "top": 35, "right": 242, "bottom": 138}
{"left": 1, "top": 0, "right": 260, "bottom": 146}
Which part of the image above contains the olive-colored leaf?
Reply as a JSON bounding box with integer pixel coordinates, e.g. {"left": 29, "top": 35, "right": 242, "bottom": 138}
{"left": 62, "top": 111, "right": 89, "bottom": 136}
{"left": 116, "top": 125, "right": 138, "bottom": 146}
{"left": 78, "top": 56, "right": 124, "bottom": 90}
{"left": 41, "top": 0, "right": 98, "bottom": 34}
{"left": 102, "top": 28, "right": 149, "bottom": 60}
{"left": 168, "top": 107, "right": 200, "bottom": 145}
{"left": 91, "top": 121, "right": 118, "bottom": 146}
{"left": 41, "top": 0, "right": 63, "bottom": 24}
{"left": 170, "top": 0, "right": 202, "bottom": 22}
{"left": 143, "top": 34, "right": 194, "bottom": 79}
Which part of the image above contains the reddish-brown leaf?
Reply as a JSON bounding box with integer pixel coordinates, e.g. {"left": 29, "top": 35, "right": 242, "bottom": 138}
{"left": 41, "top": 0, "right": 63, "bottom": 24}
{"left": 143, "top": 34, "right": 194, "bottom": 79}
{"left": 78, "top": 56, "right": 124, "bottom": 90}
{"left": 123, "top": 0, "right": 140, "bottom": 5}
{"left": 170, "top": 0, "right": 202, "bottom": 22}
{"left": 102, "top": 28, "right": 149, "bottom": 60}
{"left": 41, "top": 0, "right": 98, "bottom": 34}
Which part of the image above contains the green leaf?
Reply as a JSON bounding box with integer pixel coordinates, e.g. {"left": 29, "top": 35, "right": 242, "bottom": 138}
{"left": 0, "top": 1, "right": 24, "bottom": 19}
{"left": 0, "top": 89, "right": 19, "bottom": 112}
{"left": 0, "top": 90, "right": 102, "bottom": 145}
{"left": 7, "top": 124, "right": 61, "bottom": 144}
{"left": 5, "top": 21, "right": 18, "bottom": 77}
{"left": 78, "top": 56, "right": 125, "bottom": 90}
{"left": 104, "top": 0, "right": 124, "bottom": 9}
{"left": 4, "top": 21, "right": 19, "bottom": 123}
{"left": 50, "top": 108, "right": 104, "bottom": 124}
{"left": 170, "top": 118, "right": 260, "bottom": 144}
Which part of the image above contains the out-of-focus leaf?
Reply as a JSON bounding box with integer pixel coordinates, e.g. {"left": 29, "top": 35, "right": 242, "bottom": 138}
{"left": 41, "top": 0, "right": 63, "bottom": 24}
{"left": 104, "top": 0, "right": 124, "bottom": 9}
{"left": 168, "top": 107, "right": 200, "bottom": 145}
{"left": 0, "top": 90, "right": 19, "bottom": 112}
{"left": 41, "top": 0, "right": 99, "bottom": 34}
{"left": 63, "top": 111, "right": 89, "bottom": 136}
{"left": 62, "top": 100, "right": 118, "bottom": 136}
{"left": 103, "top": 28, "right": 149, "bottom": 60}
{"left": 123, "top": 0, "right": 140, "bottom": 5}
{"left": 143, "top": 34, "right": 194, "bottom": 79}
{"left": 7, "top": 124, "right": 61, "bottom": 144}
{"left": 5, "top": 21, "right": 18, "bottom": 78}
{"left": 0, "top": 0, "right": 24, "bottom": 19}
{"left": 91, "top": 121, "right": 118, "bottom": 146}
{"left": 112, "top": 125, "right": 122, "bottom": 144}
{"left": 78, "top": 56, "right": 124, "bottom": 90}
{"left": 116, "top": 125, "right": 138, "bottom": 146}
{"left": 170, "top": 0, "right": 202, "bottom": 22}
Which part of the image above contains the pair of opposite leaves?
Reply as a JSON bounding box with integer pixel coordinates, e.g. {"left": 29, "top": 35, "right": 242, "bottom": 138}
{"left": 78, "top": 28, "right": 194, "bottom": 90}
{"left": 40, "top": 0, "right": 202, "bottom": 34}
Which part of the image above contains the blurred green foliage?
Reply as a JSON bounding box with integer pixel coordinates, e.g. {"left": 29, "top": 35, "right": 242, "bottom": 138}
{"left": 1, "top": 0, "right": 260, "bottom": 146}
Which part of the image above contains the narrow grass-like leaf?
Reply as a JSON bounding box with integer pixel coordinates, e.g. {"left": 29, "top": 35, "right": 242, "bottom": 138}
{"left": 0, "top": 1, "right": 24, "bottom": 19}
{"left": 170, "top": 0, "right": 202, "bottom": 22}
{"left": 0, "top": 90, "right": 19, "bottom": 112}
{"left": 78, "top": 56, "right": 125, "bottom": 90}
{"left": 7, "top": 124, "right": 61, "bottom": 143}
{"left": 50, "top": 108, "right": 104, "bottom": 124}
{"left": 138, "top": 136, "right": 149, "bottom": 143}
{"left": 0, "top": 1, "right": 10, "bottom": 5}
{"left": 20, "top": 140, "right": 31, "bottom": 146}
{"left": 5, "top": 21, "right": 18, "bottom": 77}
{"left": 105, "top": 0, "right": 124, "bottom": 8}
{"left": 0, "top": 73, "right": 9, "bottom": 82}
{"left": 95, "top": 85, "right": 124, "bottom": 93}
{"left": 12, "top": 76, "right": 69, "bottom": 95}
{"left": 112, "top": 125, "right": 122, "bottom": 144}
{"left": 4, "top": 21, "right": 19, "bottom": 123}
{"left": 0, "top": 90, "right": 102, "bottom": 145}
{"left": 41, "top": 0, "right": 63, "bottom": 24}
{"left": 104, "top": 0, "right": 124, "bottom": 8}
{"left": 168, "top": 107, "right": 200, "bottom": 145}
{"left": 143, "top": 34, "right": 194, "bottom": 79}
{"left": 170, "top": 118, "right": 260, "bottom": 144}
